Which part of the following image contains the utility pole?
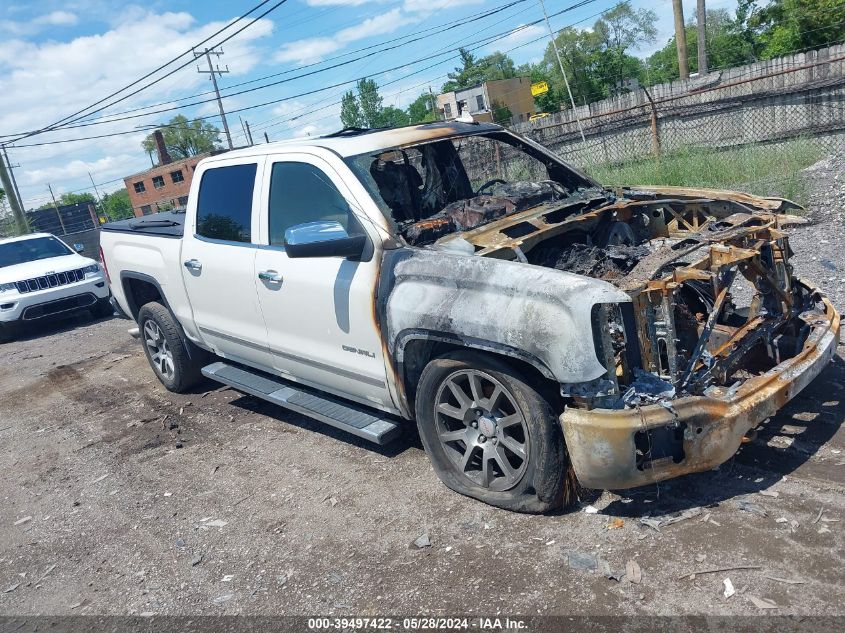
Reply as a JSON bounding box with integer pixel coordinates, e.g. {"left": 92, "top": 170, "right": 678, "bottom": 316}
{"left": 2, "top": 147, "right": 24, "bottom": 217}
{"left": 88, "top": 172, "right": 103, "bottom": 206}
{"left": 47, "top": 184, "right": 67, "bottom": 235}
{"left": 537, "top": 0, "right": 585, "bottom": 143}
{"left": 245, "top": 120, "right": 254, "bottom": 146}
{"left": 697, "top": 0, "right": 708, "bottom": 75}
{"left": 0, "top": 146, "right": 28, "bottom": 234}
{"left": 264, "top": 132, "right": 270, "bottom": 143}
{"left": 428, "top": 86, "right": 439, "bottom": 121}
{"left": 195, "top": 47, "right": 233, "bottom": 150}
{"left": 672, "top": 0, "right": 690, "bottom": 80}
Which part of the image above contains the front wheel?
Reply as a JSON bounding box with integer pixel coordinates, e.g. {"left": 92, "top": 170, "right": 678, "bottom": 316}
{"left": 415, "top": 350, "right": 578, "bottom": 513}
{"left": 137, "top": 302, "right": 207, "bottom": 393}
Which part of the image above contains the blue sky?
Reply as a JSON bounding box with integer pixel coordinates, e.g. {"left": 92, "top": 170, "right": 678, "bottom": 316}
{"left": 0, "top": 0, "right": 714, "bottom": 209}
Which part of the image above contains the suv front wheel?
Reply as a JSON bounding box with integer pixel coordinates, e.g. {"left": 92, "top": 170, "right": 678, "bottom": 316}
{"left": 415, "top": 350, "right": 579, "bottom": 513}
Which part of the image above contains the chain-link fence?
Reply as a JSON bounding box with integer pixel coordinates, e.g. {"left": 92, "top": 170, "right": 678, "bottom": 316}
{"left": 510, "top": 43, "right": 845, "bottom": 182}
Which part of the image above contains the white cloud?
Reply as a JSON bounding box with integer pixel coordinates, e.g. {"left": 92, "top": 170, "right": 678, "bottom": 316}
{"left": 306, "top": 0, "right": 380, "bottom": 5}
{"left": 402, "top": 0, "right": 483, "bottom": 13}
{"left": 0, "top": 10, "right": 79, "bottom": 35}
{"left": 0, "top": 7, "right": 274, "bottom": 207}
{"left": 38, "top": 11, "right": 79, "bottom": 27}
{"left": 496, "top": 24, "right": 546, "bottom": 49}
{"left": 275, "top": 8, "right": 416, "bottom": 64}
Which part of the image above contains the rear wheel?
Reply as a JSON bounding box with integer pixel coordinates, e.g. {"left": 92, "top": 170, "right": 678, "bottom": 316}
{"left": 138, "top": 302, "right": 207, "bottom": 392}
{"left": 415, "top": 350, "right": 578, "bottom": 513}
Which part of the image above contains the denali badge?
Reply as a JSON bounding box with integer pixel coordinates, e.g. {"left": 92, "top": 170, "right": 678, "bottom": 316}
{"left": 342, "top": 345, "right": 376, "bottom": 358}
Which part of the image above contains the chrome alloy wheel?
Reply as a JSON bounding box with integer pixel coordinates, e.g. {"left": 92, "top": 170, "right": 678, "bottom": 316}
{"left": 434, "top": 369, "right": 529, "bottom": 491}
{"left": 143, "top": 319, "right": 175, "bottom": 381}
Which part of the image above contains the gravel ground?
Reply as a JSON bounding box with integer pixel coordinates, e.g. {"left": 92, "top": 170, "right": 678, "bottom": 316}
{"left": 1, "top": 154, "right": 844, "bottom": 618}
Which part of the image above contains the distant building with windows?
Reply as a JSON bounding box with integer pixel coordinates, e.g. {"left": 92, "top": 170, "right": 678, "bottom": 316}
{"left": 124, "top": 130, "right": 224, "bottom": 217}
{"left": 436, "top": 77, "right": 535, "bottom": 125}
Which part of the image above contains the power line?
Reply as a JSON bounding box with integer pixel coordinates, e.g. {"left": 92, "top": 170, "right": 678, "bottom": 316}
{"left": 2, "top": 0, "right": 289, "bottom": 146}
{"left": 4, "top": 0, "right": 551, "bottom": 138}
{"left": 56, "top": 0, "right": 534, "bottom": 130}
{"left": 8, "top": 0, "right": 603, "bottom": 149}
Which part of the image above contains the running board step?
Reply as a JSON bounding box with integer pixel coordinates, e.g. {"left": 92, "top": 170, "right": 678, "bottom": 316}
{"left": 201, "top": 361, "right": 402, "bottom": 445}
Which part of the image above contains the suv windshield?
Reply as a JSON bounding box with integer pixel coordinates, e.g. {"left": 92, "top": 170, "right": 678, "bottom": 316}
{"left": 0, "top": 236, "right": 73, "bottom": 268}
{"left": 344, "top": 131, "right": 601, "bottom": 245}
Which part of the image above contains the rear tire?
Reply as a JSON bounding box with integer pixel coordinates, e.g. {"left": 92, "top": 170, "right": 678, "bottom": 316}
{"left": 137, "top": 302, "right": 207, "bottom": 393}
{"left": 415, "top": 350, "right": 578, "bottom": 513}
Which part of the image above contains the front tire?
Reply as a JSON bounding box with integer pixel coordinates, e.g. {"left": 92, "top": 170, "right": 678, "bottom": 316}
{"left": 0, "top": 322, "right": 15, "bottom": 344}
{"left": 138, "top": 302, "right": 207, "bottom": 393}
{"left": 415, "top": 350, "right": 576, "bottom": 513}
{"left": 91, "top": 297, "right": 114, "bottom": 319}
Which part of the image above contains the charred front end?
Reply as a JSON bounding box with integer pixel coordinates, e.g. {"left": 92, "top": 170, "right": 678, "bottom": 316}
{"left": 428, "top": 187, "right": 839, "bottom": 489}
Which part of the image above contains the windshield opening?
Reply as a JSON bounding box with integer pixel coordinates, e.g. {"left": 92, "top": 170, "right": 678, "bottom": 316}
{"left": 345, "top": 131, "right": 601, "bottom": 245}
{"left": 0, "top": 236, "right": 73, "bottom": 268}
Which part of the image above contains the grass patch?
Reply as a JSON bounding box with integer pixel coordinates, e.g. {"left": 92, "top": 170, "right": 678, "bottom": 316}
{"left": 584, "top": 139, "right": 827, "bottom": 205}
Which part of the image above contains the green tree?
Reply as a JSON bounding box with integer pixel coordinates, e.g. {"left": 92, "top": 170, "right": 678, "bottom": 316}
{"left": 340, "top": 90, "right": 365, "bottom": 128}
{"left": 142, "top": 115, "right": 220, "bottom": 162}
{"left": 37, "top": 192, "right": 96, "bottom": 210}
{"left": 378, "top": 106, "right": 410, "bottom": 127}
{"left": 541, "top": 28, "right": 605, "bottom": 106}
{"left": 357, "top": 78, "right": 384, "bottom": 128}
{"left": 746, "top": 0, "right": 845, "bottom": 58}
{"left": 645, "top": 9, "right": 756, "bottom": 83}
{"left": 407, "top": 93, "right": 437, "bottom": 124}
{"left": 101, "top": 188, "right": 133, "bottom": 221}
{"left": 592, "top": 1, "right": 657, "bottom": 94}
{"left": 339, "top": 78, "right": 407, "bottom": 129}
{"left": 441, "top": 48, "right": 518, "bottom": 92}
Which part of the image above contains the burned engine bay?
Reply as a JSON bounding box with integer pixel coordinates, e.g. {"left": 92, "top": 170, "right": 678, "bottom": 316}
{"left": 403, "top": 184, "right": 823, "bottom": 408}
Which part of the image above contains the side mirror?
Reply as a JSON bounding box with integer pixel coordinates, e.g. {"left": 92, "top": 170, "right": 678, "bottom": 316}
{"left": 284, "top": 221, "right": 366, "bottom": 259}
{"left": 73, "top": 243, "right": 85, "bottom": 253}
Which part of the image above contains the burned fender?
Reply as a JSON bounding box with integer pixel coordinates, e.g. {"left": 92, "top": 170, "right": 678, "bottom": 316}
{"left": 380, "top": 248, "right": 631, "bottom": 384}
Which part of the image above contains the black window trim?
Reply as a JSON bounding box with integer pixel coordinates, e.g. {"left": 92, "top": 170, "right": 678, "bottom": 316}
{"left": 193, "top": 160, "right": 259, "bottom": 245}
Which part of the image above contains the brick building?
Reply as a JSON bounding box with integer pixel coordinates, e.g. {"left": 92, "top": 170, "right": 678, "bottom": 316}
{"left": 124, "top": 130, "right": 222, "bottom": 217}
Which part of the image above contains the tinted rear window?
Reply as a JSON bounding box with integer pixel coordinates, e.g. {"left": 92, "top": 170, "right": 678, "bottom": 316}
{"left": 196, "top": 163, "right": 257, "bottom": 242}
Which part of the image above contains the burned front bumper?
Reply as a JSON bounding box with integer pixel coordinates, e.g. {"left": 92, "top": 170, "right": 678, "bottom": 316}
{"left": 560, "top": 293, "right": 839, "bottom": 490}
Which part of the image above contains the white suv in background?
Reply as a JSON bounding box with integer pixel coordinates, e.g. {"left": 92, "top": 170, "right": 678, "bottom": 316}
{"left": 0, "top": 233, "right": 111, "bottom": 342}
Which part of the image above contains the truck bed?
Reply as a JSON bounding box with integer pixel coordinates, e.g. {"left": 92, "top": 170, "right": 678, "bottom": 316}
{"left": 101, "top": 211, "right": 185, "bottom": 238}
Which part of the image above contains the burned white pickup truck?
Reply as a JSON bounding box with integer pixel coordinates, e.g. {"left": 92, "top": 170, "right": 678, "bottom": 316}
{"left": 101, "top": 122, "right": 839, "bottom": 513}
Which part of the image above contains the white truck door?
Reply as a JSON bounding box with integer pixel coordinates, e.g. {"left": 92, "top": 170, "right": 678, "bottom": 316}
{"left": 181, "top": 157, "right": 274, "bottom": 369}
{"left": 253, "top": 153, "right": 394, "bottom": 411}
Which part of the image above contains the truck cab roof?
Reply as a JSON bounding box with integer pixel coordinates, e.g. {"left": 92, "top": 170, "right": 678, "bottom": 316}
{"left": 213, "top": 121, "right": 504, "bottom": 161}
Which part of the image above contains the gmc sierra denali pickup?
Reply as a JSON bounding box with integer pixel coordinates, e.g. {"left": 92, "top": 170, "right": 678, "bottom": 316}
{"left": 101, "top": 122, "right": 840, "bottom": 513}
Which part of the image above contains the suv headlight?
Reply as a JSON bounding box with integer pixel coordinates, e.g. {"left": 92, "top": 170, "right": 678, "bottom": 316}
{"left": 83, "top": 264, "right": 100, "bottom": 275}
{"left": 0, "top": 282, "right": 17, "bottom": 293}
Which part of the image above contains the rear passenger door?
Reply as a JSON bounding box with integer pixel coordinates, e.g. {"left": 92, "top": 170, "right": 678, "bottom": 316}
{"left": 253, "top": 154, "right": 393, "bottom": 410}
{"left": 181, "top": 157, "right": 274, "bottom": 369}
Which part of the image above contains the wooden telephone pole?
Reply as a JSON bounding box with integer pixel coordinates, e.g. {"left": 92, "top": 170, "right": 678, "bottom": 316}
{"left": 697, "top": 0, "right": 708, "bottom": 74}
{"left": 195, "top": 47, "right": 233, "bottom": 150}
{"left": 672, "top": 0, "right": 690, "bottom": 80}
{"left": 0, "top": 146, "right": 28, "bottom": 234}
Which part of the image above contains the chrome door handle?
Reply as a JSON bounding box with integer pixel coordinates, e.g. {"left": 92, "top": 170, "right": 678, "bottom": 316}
{"left": 183, "top": 259, "right": 202, "bottom": 272}
{"left": 258, "top": 270, "right": 283, "bottom": 283}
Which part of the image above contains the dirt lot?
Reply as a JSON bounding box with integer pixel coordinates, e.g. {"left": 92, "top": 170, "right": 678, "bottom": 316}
{"left": 1, "top": 179, "right": 845, "bottom": 619}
